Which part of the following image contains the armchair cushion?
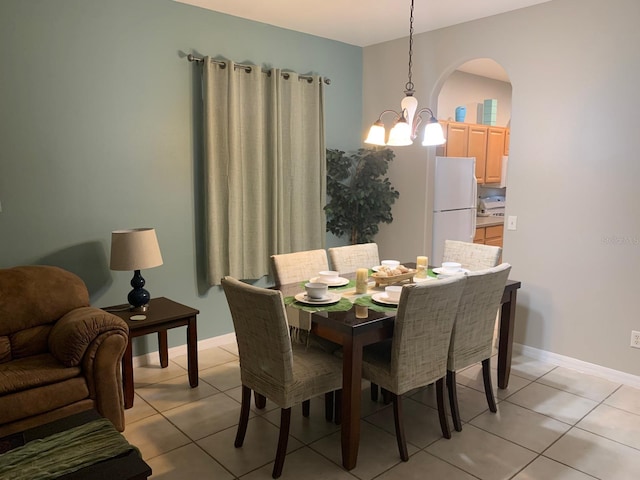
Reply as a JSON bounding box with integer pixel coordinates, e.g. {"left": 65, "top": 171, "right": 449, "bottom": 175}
{"left": 49, "top": 307, "right": 129, "bottom": 367}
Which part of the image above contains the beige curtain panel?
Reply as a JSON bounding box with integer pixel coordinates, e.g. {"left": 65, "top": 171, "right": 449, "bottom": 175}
{"left": 202, "top": 58, "right": 326, "bottom": 286}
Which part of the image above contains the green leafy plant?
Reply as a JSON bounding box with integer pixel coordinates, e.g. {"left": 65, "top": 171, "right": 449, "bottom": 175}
{"left": 325, "top": 147, "right": 400, "bottom": 244}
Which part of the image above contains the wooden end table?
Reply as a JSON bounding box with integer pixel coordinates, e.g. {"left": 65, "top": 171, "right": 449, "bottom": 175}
{"left": 104, "top": 297, "right": 200, "bottom": 409}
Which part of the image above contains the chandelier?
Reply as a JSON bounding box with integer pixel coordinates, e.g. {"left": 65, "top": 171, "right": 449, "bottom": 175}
{"left": 364, "top": 0, "right": 446, "bottom": 147}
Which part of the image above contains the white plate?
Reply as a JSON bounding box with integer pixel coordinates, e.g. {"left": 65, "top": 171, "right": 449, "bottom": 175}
{"left": 294, "top": 292, "right": 342, "bottom": 305}
{"left": 371, "top": 292, "right": 399, "bottom": 306}
{"left": 309, "top": 276, "right": 350, "bottom": 287}
{"left": 413, "top": 275, "right": 435, "bottom": 283}
{"left": 432, "top": 267, "right": 470, "bottom": 275}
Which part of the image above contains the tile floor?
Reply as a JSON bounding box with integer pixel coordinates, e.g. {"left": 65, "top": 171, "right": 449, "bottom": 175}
{"left": 123, "top": 344, "right": 640, "bottom": 480}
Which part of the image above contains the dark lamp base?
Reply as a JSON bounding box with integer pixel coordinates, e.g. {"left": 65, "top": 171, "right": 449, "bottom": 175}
{"left": 130, "top": 304, "right": 149, "bottom": 312}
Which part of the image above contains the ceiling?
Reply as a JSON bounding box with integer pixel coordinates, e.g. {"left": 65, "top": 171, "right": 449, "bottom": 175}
{"left": 175, "top": 0, "right": 552, "bottom": 47}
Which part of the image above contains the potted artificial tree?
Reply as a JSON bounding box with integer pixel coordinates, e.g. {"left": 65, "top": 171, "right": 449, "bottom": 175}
{"left": 325, "top": 147, "right": 399, "bottom": 244}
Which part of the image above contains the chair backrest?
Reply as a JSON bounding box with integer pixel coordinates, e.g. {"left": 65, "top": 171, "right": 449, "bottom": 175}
{"left": 221, "top": 276, "right": 294, "bottom": 393}
{"left": 328, "top": 243, "right": 380, "bottom": 274}
{"left": 442, "top": 240, "right": 502, "bottom": 271}
{"left": 448, "top": 263, "right": 512, "bottom": 371}
{"left": 389, "top": 275, "right": 466, "bottom": 395}
{"left": 270, "top": 249, "right": 329, "bottom": 286}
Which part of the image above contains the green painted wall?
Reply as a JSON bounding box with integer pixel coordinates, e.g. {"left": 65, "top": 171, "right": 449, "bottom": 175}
{"left": 0, "top": 0, "right": 362, "bottom": 354}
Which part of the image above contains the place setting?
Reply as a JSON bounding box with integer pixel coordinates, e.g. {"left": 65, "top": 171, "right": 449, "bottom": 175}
{"left": 431, "top": 261, "right": 470, "bottom": 276}
{"left": 308, "top": 270, "right": 350, "bottom": 287}
{"left": 293, "top": 281, "right": 342, "bottom": 306}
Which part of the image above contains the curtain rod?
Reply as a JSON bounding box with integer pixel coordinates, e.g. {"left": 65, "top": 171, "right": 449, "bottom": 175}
{"left": 186, "top": 54, "right": 331, "bottom": 85}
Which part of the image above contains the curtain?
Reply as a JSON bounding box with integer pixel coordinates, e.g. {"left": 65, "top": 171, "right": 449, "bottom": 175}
{"left": 202, "top": 58, "right": 326, "bottom": 286}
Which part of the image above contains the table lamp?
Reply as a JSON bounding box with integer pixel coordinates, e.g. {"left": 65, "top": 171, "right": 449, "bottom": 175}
{"left": 110, "top": 228, "right": 163, "bottom": 311}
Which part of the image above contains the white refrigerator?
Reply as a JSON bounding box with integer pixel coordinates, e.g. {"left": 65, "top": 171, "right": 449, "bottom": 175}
{"left": 431, "top": 156, "right": 477, "bottom": 266}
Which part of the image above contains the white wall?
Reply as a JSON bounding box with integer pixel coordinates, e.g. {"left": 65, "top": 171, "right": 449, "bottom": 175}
{"left": 366, "top": 0, "right": 640, "bottom": 376}
{"left": 438, "top": 70, "right": 512, "bottom": 127}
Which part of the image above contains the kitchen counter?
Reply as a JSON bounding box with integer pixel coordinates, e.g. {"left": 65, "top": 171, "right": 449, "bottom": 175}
{"left": 476, "top": 216, "right": 505, "bottom": 227}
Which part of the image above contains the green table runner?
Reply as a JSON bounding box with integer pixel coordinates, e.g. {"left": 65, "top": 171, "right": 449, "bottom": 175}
{"left": 0, "top": 418, "right": 138, "bottom": 480}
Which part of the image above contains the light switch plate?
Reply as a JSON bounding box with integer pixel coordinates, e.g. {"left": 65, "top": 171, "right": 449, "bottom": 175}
{"left": 507, "top": 215, "right": 517, "bottom": 230}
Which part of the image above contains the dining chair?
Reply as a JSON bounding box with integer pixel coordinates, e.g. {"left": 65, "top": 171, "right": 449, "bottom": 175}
{"left": 442, "top": 240, "right": 502, "bottom": 270}
{"left": 446, "top": 263, "right": 512, "bottom": 432}
{"left": 270, "top": 249, "right": 329, "bottom": 286}
{"left": 327, "top": 243, "right": 380, "bottom": 274}
{"left": 221, "top": 276, "right": 343, "bottom": 478}
{"left": 361, "top": 275, "right": 466, "bottom": 461}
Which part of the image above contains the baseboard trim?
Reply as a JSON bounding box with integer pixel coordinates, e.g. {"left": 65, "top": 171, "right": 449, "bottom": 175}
{"left": 514, "top": 343, "right": 640, "bottom": 389}
{"left": 132, "top": 332, "right": 237, "bottom": 368}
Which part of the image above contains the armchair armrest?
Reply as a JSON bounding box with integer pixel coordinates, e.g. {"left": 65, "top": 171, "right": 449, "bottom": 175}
{"left": 49, "top": 307, "right": 129, "bottom": 367}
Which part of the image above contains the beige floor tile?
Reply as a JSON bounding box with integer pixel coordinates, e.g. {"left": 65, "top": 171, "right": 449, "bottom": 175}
{"left": 363, "top": 397, "right": 448, "bottom": 448}
{"left": 225, "top": 386, "right": 280, "bottom": 415}
{"left": 173, "top": 346, "right": 237, "bottom": 371}
{"left": 200, "top": 360, "right": 242, "bottom": 392}
{"left": 197, "top": 416, "right": 304, "bottom": 477}
{"left": 240, "top": 446, "right": 357, "bottom": 480}
{"left": 136, "top": 373, "right": 219, "bottom": 412}
{"left": 536, "top": 367, "right": 621, "bottom": 402}
{"left": 121, "top": 413, "right": 191, "bottom": 460}
{"left": 509, "top": 354, "right": 557, "bottom": 381}
{"left": 426, "top": 424, "right": 537, "bottom": 480}
{"left": 219, "top": 342, "right": 239, "bottom": 356}
{"left": 577, "top": 403, "right": 640, "bottom": 449}
{"left": 133, "top": 360, "right": 187, "bottom": 386}
{"left": 604, "top": 385, "right": 640, "bottom": 415}
{"left": 545, "top": 427, "right": 640, "bottom": 480}
{"left": 145, "top": 443, "right": 233, "bottom": 479}
{"left": 375, "top": 451, "right": 477, "bottom": 480}
{"left": 512, "top": 456, "right": 596, "bottom": 480}
{"left": 470, "top": 401, "right": 571, "bottom": 452}
{"left": 506, "top": 382, "right": 598, "bottom": 425}
{"left": 456, "top": 362, "right": 532, "bottom": 400}
{"left": 163, "top": 392, "right": 251, "bottom": 440}
{"left": 262, "top": 394, "right": 341, "bottom": 444}
{"left": 124, "top": 394, "right": 157, "bottom": 425}
{"left": 310, "top": 420, "right": 419, "bottom": 480}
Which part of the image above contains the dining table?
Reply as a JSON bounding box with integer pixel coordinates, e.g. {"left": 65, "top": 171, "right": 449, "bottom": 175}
{"left": 277, "top": 264, "right": 521, "bottom": 471}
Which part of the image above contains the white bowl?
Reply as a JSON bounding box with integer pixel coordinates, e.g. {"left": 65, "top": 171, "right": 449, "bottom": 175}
{"left": 305, "top": 282, "right": 328, "bottom": 299}
{"left": 385, "top": 285, "right": 403, "bottom": 301}
{"left": 318, "top": 270, "right": 340, "bottom": 283}
{"left": 441, "top": 261, "right": 462, "bottom": 273}
{"left": 381, "top": 260, "right": 400, "bottom": 270}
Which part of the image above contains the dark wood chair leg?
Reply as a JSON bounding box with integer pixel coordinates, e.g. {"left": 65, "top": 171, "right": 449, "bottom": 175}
{"left": 371, "top": 382, "right": 379, "bottom": 401}
{"left": 302, "top": 399, "right": 310, "bottom": 417}
{"left": 392, "top": 393, "right": 409, "bottom": 461}
{"left": 272, "top": 408, "right": 291, "bottom": 479}
{"left": 446, "top": 370, "right": 462, "bottom": 432}
{"left": 255, "top": 391, "right": 267, "bottom": 409}
{"left": 334, "top": 389, "right": 342, "bottom": 425}
{"left": 436, "top": 377, "right": 452, "bottom": 438}
{"left": 482, "top": 358, "right": 498, "bottom": 413}
{"left": 235, "top": 385, "right": 252, "bottom": 447}
{"left": 381, "top": 387, "right": 392, "bottom": 405}
{"left": 325, "top": 392, "right": 334, "bottom": 421}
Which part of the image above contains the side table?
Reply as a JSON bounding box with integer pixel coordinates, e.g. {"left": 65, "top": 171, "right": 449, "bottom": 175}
{"left": 104, "top": 297, "right": 200, "bottom": 409}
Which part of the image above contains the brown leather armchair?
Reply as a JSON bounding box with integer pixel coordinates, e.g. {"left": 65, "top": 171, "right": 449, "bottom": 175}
{"left": 0, "top": 265, "right": 129, "bottom": 435}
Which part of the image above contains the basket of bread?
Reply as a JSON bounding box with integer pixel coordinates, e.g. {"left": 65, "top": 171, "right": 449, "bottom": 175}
{"left": 371, "top": 264, "right": 417, "bottom": 287}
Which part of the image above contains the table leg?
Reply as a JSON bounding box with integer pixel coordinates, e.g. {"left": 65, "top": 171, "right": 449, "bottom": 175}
{"left": 187, "top": 316, "right": 199, "bottom": 387}
{"left": 498, "top": 290, "right": 517, "bottom": 389}
{"left": 341, "top": 336, "right": 363, "bottom": 470}
{"left": 158, "top": 330, "right": 169, "bottom": 368}
{"left": 122, "top": 338, "right": 135, "bottom": 409}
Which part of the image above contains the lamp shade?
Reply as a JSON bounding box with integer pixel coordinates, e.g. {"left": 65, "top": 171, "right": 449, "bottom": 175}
{"left": 422, "top": 121, "right": 446, "bottom": 146}
{"left": 110, "top": 228, "right": 163, "bottom": 271}
{"left": 387, "top": 120, "right": 412, "bottom": 146}
{"left": 364, "top": 122, "right": 387, "bottom": 146}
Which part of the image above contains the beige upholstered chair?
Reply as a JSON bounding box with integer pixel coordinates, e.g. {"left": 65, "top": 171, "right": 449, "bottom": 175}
{"left": 270, "top": 249, "right": 329, "bottom": 286}
{"left": 328, "top": 243, "right": 380, "bottom": 274}
{"left": 442, "top": 240, "right": 502, "bottom": 270}
{"left": 221, "top": 276, "right": 343, "bottom": 478}
{"left": 361, "top": 276, "right": 466, "bottom": 461}
{"left": 446, "top": 263, "right": 512, "bottom": 431}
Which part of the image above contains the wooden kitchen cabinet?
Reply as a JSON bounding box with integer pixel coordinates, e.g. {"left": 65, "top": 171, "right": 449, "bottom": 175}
{"left": 504, "top": 128, "right": 510, "bottom": 156}
{"left": 437, "top": 121, "right": 507, "bottom": 185}
{"left": 474, "top": 224, "right": 504, "bottom": 248}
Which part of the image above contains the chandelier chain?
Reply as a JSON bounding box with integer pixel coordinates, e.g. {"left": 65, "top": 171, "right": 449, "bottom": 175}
{"left": 405, "top": 0, "right": 415, "bottom": 94}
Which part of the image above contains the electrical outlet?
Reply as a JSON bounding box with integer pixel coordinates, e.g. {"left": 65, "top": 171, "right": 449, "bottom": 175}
{"left": 631, "top": 331, "right": 640, "bottom": 348}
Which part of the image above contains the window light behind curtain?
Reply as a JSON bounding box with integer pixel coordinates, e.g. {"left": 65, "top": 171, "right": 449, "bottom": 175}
{"left": 202, "top": 58, "right": 326, "bottom": 286}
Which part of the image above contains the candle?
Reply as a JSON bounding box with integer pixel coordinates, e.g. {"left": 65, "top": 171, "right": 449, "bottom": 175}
{"left": 355, "top": 305, "right": 368, "bottom": 319}
{"left": 417, "top": 256, "right": 428, "bottom": 267}
{"left": 416, "top": 256, "right": 428, "bottom": 278}
{"left": 355, "top": 268, "right": 368, "bottom": 294}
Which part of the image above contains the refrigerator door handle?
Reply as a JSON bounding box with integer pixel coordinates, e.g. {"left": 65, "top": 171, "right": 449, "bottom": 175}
{"left": 471, "top": 178, "right": 477, "bottom": 239}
